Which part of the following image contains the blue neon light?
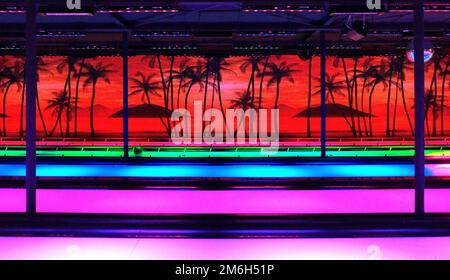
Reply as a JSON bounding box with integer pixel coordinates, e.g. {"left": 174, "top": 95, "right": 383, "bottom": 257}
{"left": 0, "top": 163, "right": 435, "bottom": 178}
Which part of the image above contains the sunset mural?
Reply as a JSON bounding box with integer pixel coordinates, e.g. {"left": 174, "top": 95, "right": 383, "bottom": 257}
{"left": 0, "top": 53, "right": 449, "bottom": 143}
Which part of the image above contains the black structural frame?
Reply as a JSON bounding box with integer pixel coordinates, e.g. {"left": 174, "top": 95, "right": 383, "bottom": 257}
{"left": 25, "top": 0, "right": 37, "bottom": 216}
{"left": 23, "top": 0, "right": 427, "bottom": 217}
{"left": 414, "top": 0, "right": 426, "bottom": 218}
{"left": 320, "top": 31, "right": 326, "bottom": 158}
{"left": 122, "top": 31, "right": 129, "bottom": 158}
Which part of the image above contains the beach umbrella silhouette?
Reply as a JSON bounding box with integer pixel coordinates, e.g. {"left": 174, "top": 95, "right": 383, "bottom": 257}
{"left": 293, "top": 103, "right": 374, "bottom": 118}
{"left": 110, "top": 104, "right": 178, "bottom": 118}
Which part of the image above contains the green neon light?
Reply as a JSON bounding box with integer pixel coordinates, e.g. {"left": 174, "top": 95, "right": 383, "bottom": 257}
{"left": 1, "top": 146, "right": 450, "bottom": 158}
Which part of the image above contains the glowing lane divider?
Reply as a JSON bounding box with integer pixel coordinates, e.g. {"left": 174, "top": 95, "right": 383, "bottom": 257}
{"left": 36, "top": 189, "right": 414, "bottom": 214}
{"left": 37, "top": 188, "right": 450, "bottom": 214}
{"left": 3, "top": 139, "right": 450, "bottom": 147}
{"left": 1, "top": 188, "right": 450, "bottom": 214}
{"left": 0, "top": 162, "right": 447, "bottom": 178}
{"left": 34, "top": 188, "right": 450, "bottom": 214}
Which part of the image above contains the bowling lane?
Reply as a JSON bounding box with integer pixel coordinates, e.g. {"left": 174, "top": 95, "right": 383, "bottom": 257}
{"left": 0, "top": 161, "right": 448, "bottom": 178}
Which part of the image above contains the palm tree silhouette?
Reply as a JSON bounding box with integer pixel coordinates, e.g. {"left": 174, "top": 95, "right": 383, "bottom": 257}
{"left": 230, "top": 90, "right": 259, "bottom": 111}
{"left": 0, "top": 60, "right": 5, "bottom": 135}
{"left": 19, "top": 57, "right": 52, "bottom": 137}
{"left": 209, "top": 58, "right": 234, "bottom": 110}
{"left": 313, "top": 73, "right": 355, "bottom": 133}
{"left": 144, "top": 55, "right": 171, "bottom": 134}
{"left": 306, "top": 56, "right": 313, "bottom": 137}
{"left": 440, "top": 56, "right": 449, "bottom": 136}
{"left": 366, "top": 61, "right": 389, "bottom": 136}
{"left": 266, "top": 61, "right": 299, "bottom": 109}
{"left": 314, "top": 73, "right": 346, "bottom": 103}
{"left": 182, "top": 61, "right": 204, "bottom": 110}
{"left": 57, "top": 56, "right": 78, "bottom": 136}
{"left": 396, "top": 55, "right": 414, "bottom": 136}
{"left": 173, "top": 60, "right": 205, "bottom": 138}
{"left": 163, "top": 56, "right": 177, "bottom": 134}
{"left": 73, "top": 57, "right": 86, "bottom": 136}
{"left": 208, "top": 57, "right": 235, "bottom": 136}
{"left": 36, "top": 57, "right": 52, "bottom": 137}
{"left": 46, "top": 91, "right": 71, "bottom": 137}
{"left": 391, "top": 73, "right": 400, "bottom": 137}
{"left": 426, "top": 54, "right": 444, "bottom": 136}
{"left": 355, "top": 60, "right": 378, "bottom": 136}
{"left": 350, "top": 57, "right": 360, "bottom": 136}
{"left": 425, "top": 89, "right": 436, "bottom": 136}
{"left": 257, "top": 56, "right": 271, "bottom": 110}
{"left": 166, "top": 56, "right": 175, "bottom": 111}
{"left": 15, "top": 59, "right": 26, "bottom": 137}
{"left": 229, "top": 91, "right": 258, "bottom": 137}
{"left": 382, "top": 55, "right": 414, "bottom": 136}
{"left": 384, "top": 57, "right": 395, "bottom": 136}
{"left": 201, "top": 58, "right": 211, "bottom": 122}
{"left": 411, "top": 89, "right": 443, "bottom": 136}
{"left": 0, "top": 60, "right": 23, "bottom": 136}
{"left": 240, "top": 56, "right": 265, "bottom": 104}
{"left": 333, "top": 56, "right": 358, "bottom": 137}
{"left": 81, "top": 62, "right": 115, "bottom": 137}
{"left": 172, "top": 57, "right": 191, "bottom": 109}
{"left": 426, "top": 52, "right": 450, "bottom": 136}
{"left": 129, "top": 72, "right": 161, "bottom": 105}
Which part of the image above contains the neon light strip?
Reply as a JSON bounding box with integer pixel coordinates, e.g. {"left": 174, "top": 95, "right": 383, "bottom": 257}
{"left": 2, "top": 236, "right": 450, "bottom": 260}
{"left": 0, "top": 162, "right": 448, "bottom": 178}
{"left": 0, "top": 189, "right": 25, "bottom": 212}
{"left": 3, "top": 138, "right": 450, "bottom": 147}
{"left": 36, "top": 189, "right": 414, "bottom": 214}
{"left": 1, "top": 188, "right": 449, "bottom": 214}
{"left": 1, "top": 145, "right": 450, "bottom": 158}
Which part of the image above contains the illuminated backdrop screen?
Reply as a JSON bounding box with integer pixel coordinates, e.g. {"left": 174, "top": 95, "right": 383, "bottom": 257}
{"left": 0, "top": 53, "right": 448, "bottom": 142}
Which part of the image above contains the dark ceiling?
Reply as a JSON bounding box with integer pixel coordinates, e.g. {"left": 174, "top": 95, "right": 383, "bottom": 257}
{"left": 0, "top": 0, "right": 449, "bottom": 56}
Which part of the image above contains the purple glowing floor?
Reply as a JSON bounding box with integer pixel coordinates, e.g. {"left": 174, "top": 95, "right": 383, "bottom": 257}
{"left": 1, "top": 188, "right": 450, "bottom": 214}
{"left": 0, "top": 236, "right": 449, "bottom": 260}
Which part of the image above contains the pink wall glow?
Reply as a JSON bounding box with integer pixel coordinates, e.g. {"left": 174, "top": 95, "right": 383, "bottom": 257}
{"left": 36, "top": 189, "right": 414, "bottom": 214}
{"left": 1, "top": 188, "right": 450, "bottom": 214}
{"left": 0, "top": 189, "right": 25, "bottom": 213}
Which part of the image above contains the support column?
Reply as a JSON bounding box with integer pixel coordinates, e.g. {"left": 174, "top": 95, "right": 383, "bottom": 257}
{"left": 25, "top": 0, "right": 37, "bottom": 215}
{"left": 320, "top": 32, "right": 327, "bottom": 158}
{"left": 122, "top": 32, "right": 129, "bottom": 158}
{"left": 414, "top": 0, "right": 425, "bottom": 217}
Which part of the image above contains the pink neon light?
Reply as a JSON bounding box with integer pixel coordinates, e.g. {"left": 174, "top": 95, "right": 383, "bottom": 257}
{"left": 41, "top": 13, "right": 93, "bottom": 16}
{"left": 36, "top": 189, "right": 414, "bottom": 214}
{"left": 425, "top": 189, "right": 450, "bottom": 213}
{"left": 2, "top": 137, "right": 450, "bottom": 147}
{"left": 425, "top": 164, "right": 450, "bottom": 177}
{"left": 0, "top": 189, "right": 25, "bottom": 212}
{"left": 0, "top": 236, "right": 450, "bottom": 259}
{"left": 2, "top": 140, "right": 450, "bottom": 147}
{"left": 1, "top": 188, "right": 450, "bottom": 215}
{"left": 97, "top": 10, "right": 178, "bottom": 13}
{"left": 0, "top": 10, "right": 25, "bottom": 13}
